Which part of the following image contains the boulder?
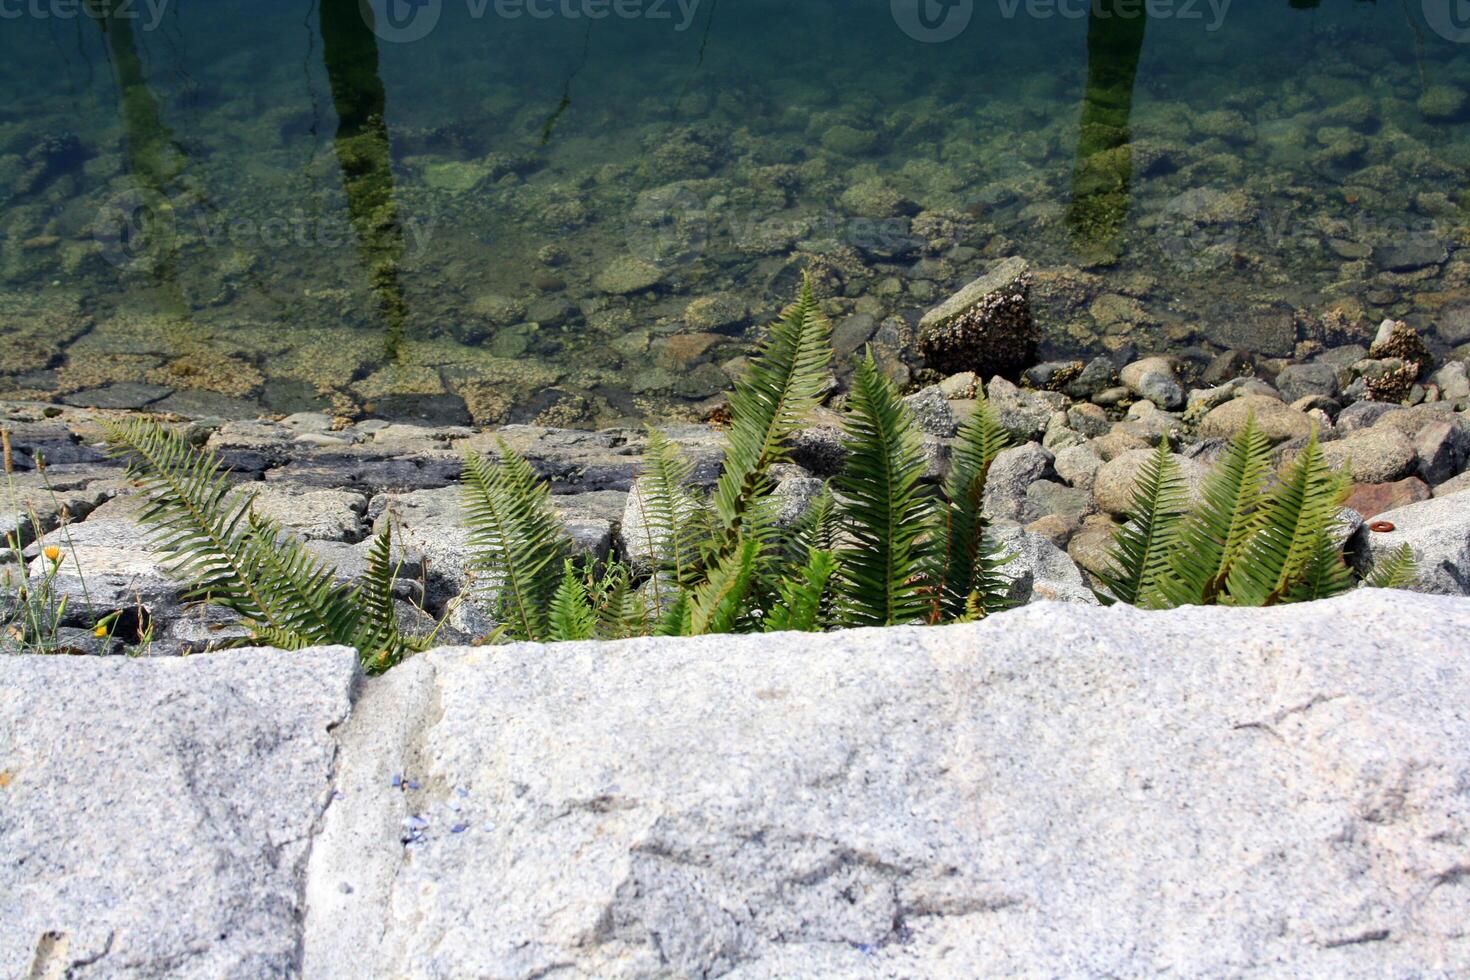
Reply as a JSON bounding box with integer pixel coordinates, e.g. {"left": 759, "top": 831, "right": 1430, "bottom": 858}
{"left": 1275, "top": 362, "right": 1340, "bottom": 403}
{"left": 1119, "top": 356, "right": 1185, "bottom": 410}
{"left": 986, "top": 377, "right": 1064, "bottom": 443}
{"left": 1352, "top": 492, "right": 1470, "bottom": 595}
{"left": 9, "top": 596, "right": 1470, "bottom": 976}
{"left": 1199, "top": 395, "right": 1315, "bottom": 444}
{"left": 0, "top": 647, "right": 359, "bottom": 978}
{"left": 1320, "top": 427, "right": 1417, "bottom": 484}
{"left": 983, "top": 443, "right": 1054, "bottom": 522}
{"left": 918, "top": 257, "right": 1038, "bottom": 379}
{"left": 303, "top": 593, "right": 1470, "bottom": 976}
{"left": 1343, "top": 478, "right": 1432, "bottom": 520}
{"left": 1094, "top": 448, "right": 1206, "bottom": 517}
{"left": 902, "top": 385, "right": 959, "bottom": 437}
{"left": 991, "top": 525, "right": 1098, "bottom": 605}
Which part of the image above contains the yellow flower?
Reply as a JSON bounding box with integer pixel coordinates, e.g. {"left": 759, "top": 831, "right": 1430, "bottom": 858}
{"left": 94, "top": 625, "right": 108, "bottom": 638}
{"left": 43, "top": 545, "right": 61, "bottom": 563}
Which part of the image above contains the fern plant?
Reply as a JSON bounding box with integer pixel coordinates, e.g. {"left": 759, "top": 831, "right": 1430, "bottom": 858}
{"left": 1099, "top": 423, "right": 1415, "bottom": 607}
{"left": 833, "top": 349, "right": 937, "bottom": 627}
{"left": 103, "top": 418, "right": 419, "bottom": 671}
{"left": 462, "top": 444, "right": 569, "bottom": 642}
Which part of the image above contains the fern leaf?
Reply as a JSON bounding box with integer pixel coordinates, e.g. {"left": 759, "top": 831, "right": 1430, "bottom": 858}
{"left": 1097, "top": 438, "right": 1187, "bottom": 607}
{"left": 1158, "top": 416, "right": 1271, "bottom": 606}
{"left": 1284, "top": 526, "right": 1357, "bottom": 604}
{"left": 833, "top": 350, "right": 937, "bottom": 627}
{"left": 1224, "top": 431, "right": 1349, "bottom": 607}
{"left": 103, "top": 418, "right": 275, "bottom": 625}
{"left": 689, "top": 536, "right": 760, "bottom": 635}
{"left": 462, "top": 445, "right": 568, "bottom": 642}
{"left": 654, "top": 590, "right": 693, "bottom": 637}
{"left": 547, "top": 560, "right": 597, "bottom": 642}
{"left": 632, "top": 429, "right": 711, "bottom": 592}
{"left": 1365, "top": 544, "right": 1418, "bottom": 590}
{"left": 764, "top": 548, "right": 836, "bottom": 632}
{"left": 938, "top": 391, "right": 1013, "bottom": 620}
{"left": 349, "top": 523, "right": 414, "bottom": 669}
{"left": 712, "top": 274, "right": 833, "bottom": 550}
{"left": 105, "top": 419, "right": 411, "bottom": 670}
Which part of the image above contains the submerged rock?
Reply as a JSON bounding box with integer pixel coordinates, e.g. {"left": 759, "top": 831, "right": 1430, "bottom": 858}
{"left": 917, "top": 257, "right": 1037, "bottom": 380}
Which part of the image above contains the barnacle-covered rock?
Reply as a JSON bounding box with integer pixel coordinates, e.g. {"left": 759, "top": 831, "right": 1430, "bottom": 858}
{"left": 917, "top": 257, "right": 1037, "bottom": 380}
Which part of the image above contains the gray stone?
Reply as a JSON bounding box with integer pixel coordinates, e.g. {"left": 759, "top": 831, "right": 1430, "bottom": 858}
{"left": 991, "top": 525, "right": 1098, "bottom": 605}
{"left": 1199, "top": 394, "right": 1316, "bottom": 444}
{"left": 1054, "top": 443, "right": 1104, "bottom": 491}
{"left": 983, "top": 442, "right": 1054, "bottom": 522}
{"left": 769, "top": 477, "right": 826, "bottom": 529}
{"left": 1275, "top": 362, "right": 1340, "bottom": 403}
{"left": 1022, "top": 480, "right": 1094, "bottom": 523}
{"left": 1320, "top": 427, "right": 1417, "bottom": 484}
{"left": 1437, "top": 305, "right": 1470, "bottom": 346}
{"left": 0, "top": 480, "right": 109, "bottom": 550}
{"left": 1336, "top": 400, "right": 1401, "bottom": 433}
{"left": 986, "top": 377, "right": 1064, "bottom": 443}
{"left": 1430, "top": 361, "right": 1470, "bottom": 402}
{"left": 25, "top": 517, "right": 180, "bottom": 620}
{"left": 1352, "top": 493, "right": 1470, "bottom": 595}
{"left": 297, "top": 591, "right": 1470, "bottom": 977}
{"left": 0, "top": 647, "right": 359, "bottom": 978}
{"left": 243, "top": 483, "right": 369, "bottom": 542}
{"left": 902, "top": 385, "right": 959, "bottom": 438}
{"left": 1094, "top": 449, "right": 1206, "bottom": 517}
{"left": 1414, "top": 419, "right": 1470, "bottom": 486}
{"left": 1375, "top": 237, "right": 1448, "bottom": 272}
{"left": 1434, "top": 471, "right": 1470, "bottom": 497}
{"left": 618, "top": 475, "right": 706, "bottom": 576}
{"left": 1120, "top": 356, "right": 1185, "bottom": 410}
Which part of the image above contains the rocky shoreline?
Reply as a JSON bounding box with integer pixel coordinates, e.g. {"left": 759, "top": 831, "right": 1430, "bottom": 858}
{"left": 5, "top": 257, "right": 1470, "bottom": 654}
{"left": 4, "top": 269, "right": 1470, "bottom": 656}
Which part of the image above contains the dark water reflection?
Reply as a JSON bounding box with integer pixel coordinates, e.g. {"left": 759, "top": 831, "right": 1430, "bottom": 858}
{"left": 0, "top": 0, "right": 1466, "bottom": 424}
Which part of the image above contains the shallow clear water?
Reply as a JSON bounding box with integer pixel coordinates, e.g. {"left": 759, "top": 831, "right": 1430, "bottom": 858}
{"left": 2, "top": 0, "right": 1468, "bottom": 425}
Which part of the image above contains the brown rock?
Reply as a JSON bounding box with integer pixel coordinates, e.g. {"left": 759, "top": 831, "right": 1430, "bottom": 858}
{"left": 1344, "top": 478, "right": 1432, "bottom": 519}
{"left": 1199, "top": 395, "right": 1316, "bottom": 444}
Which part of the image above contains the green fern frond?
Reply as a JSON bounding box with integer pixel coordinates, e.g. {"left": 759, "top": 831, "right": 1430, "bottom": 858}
{"left": 654, "top": 589, "right": 693, "bottom": 637}
{"left": 592, "top": 562, "right": 650, "bottom": 639}
{"left": 938, "top": 390, "right": 1014, "bottom": 620}
{"left": 462, "top": 444, "right": 568, "bottom": 642}
{"left": 1157, "top": 416, "right": 1272, "bottom": 607}
{"left": 349, "top": 524, "right": 416, "bottom": 669}
{"left": 103, "top": 418, "right": 410, "bottom": 670}
{"left": 632, "top": 429, "right": 711, "bottom": 592}
{"left": 764, "top": 548, "right": 836, "bottom": 633}
{"left": 547, "top": 559, "right": 597, "bottom": 642}
{"left": 1097, "top": 438, "right": 1187, "bottom": 607}
{"left": 1284, "top": 526, "right": 1358, "bottom": 604}
{"left": 712, "top": 273, "right": 832, "bottom": 551}
{"left": 689, "top": 536, "right": 760, "bottom": 635}
{"left": 1365, "top": 543, "right": 1418, "bottom": 590}
{"left": 1223, "top": 431, "right": 1350, "bottom": 607}
{"left": 834, "top": 349, "right": 938, "bottom": 627}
